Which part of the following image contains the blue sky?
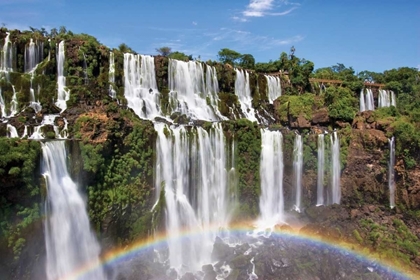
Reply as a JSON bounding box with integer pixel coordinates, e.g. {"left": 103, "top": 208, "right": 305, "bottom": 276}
{"left": 0, "top": 0, "right": 418, "bottom": 72}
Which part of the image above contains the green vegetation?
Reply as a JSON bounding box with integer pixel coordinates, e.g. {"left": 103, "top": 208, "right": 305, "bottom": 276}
{"left": 276, "top": 93, "right": 322, "bottom": 122}
{"left": 80, "top": 120, "right": 156, "bottom": 242}
{"left": 229, "top": 119, "right": 261, "bottom": 218}
{"left": 1, "top": 26, "right": 420, "bottom": 275}
{"left": 324, "top": 87, "right": 358, "bottom": 122}
{"left": 358, "top": 218, "right": 419, "bottom": 265}
{"left": 0, "top": 139, "right": 41, "bottom": 260}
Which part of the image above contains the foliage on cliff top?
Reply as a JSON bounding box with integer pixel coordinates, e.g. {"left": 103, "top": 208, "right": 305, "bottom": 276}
{"left": 324, "top": 86, "right": 358, "bottom": 122}
{"left": 276, "top": 93, "right": 323, "bottom": 122}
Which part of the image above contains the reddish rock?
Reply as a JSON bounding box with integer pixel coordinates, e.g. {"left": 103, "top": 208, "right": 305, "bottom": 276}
{"left": 297, "top": 115, "right": 311, "bottom": 128}
{"left": 368, "top": 205, "right": 376, "bottom": 212}
{"left": 350, "top": 209, "right": 360, "bottom": 219}
{"left": 312, "top": 108, "right": 329, "bottom": 124}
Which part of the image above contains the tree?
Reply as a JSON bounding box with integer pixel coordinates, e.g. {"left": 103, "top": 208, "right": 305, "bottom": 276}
{"left": 59, "top": 26, "right": 67, "bottom": 34}
{"left": 50, "top": 28, "right": 58, "bottom": 38}
{"left": 217, "top": 48, "right": 241, "bottom": 66}
{"left": 168, "top": 51, "right": 191, "bottom": 61}
{"left": 118, "top": 43, "right": 134, "bottom": 53}
{"left": 156, "top": 47, "right": 172, "bottom": 57}
{"left": 238, "top": 54, "right": 255, "bottom": 70}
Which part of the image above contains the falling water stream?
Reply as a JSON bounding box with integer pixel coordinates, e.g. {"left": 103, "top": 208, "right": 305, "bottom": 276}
{"left": 56, "top": 41, "right": 70, "bottom": 112}
{"left": 293, "top": 133, "right": 303, "bottom": 212}
{"left": 331, "top": 131, "right": 341, "bottom": 204}
{"left": 42, "top": 141, "right": 105, "bottom": 280}
{"left": 316, "top": 134, "right": 325, "bottom": 206}
{"left": 258, "top": 129, "right": 284, "bottom": 228}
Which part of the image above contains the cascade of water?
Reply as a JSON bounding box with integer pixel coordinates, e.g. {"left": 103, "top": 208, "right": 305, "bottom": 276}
{"left": 365, "top": 88, "right": 374, "bottom": 111}
{"left": 25, "top": 39, "right": 43, "bottom": 112}
{"left": 6, "top": 124, "right": 18, "bottom": 138}
{"left": 258, "top": 129, "right": 284, "bottom": 228}
{"left": 388, "top": 137, "right": 396, "bottom": 209}
{"left": 124, "top": 53, "right": 161, "bottom": 119}
{"left": 316, "top": 134, "right": 325, "bottom": 206}
{"left": 0, "top": 33, "right": 17, "bottom": 117}
{"left": 235, "top": 69, "right": 257, "bottom": 122}
{"left": 293, "top": 133, "right": 303, "bottom": 212}
{"left": 21, "top": 125, "right": 28, "bottom": 139}
{"left": 42, "top": 141, "right": 105, "bottom": 280}
{"left": 56, "top": 41, "right": 70, "bottom": 112}
{"left": 10, "top": 85, "right": 18, "bottom": 116}
{"left": 1, "top": 32, "right": 13, "bottom": 76}
{"left": 29, "top": 115, "right": 67, "bottom": 139}
{"left": 359, "top": 89, "right": 366, "bottom": 112}
{"left": 25, "top": 39, "right": 43, "bottom": 73}
{"left": 265, "top": 75, "right": 281, "bottom": 103}
{"left": 168, "top": 59, "right": 223, "bottom": 121}
{"left": 154, "top": 123, "right": 232, "bottom": 273}
{"left": 390, "top": 90, "right": 396, "bottom": 107}
{"left": 248, "top": 257, "right": 258, "bottom": 279}
{"left": 0, "top": 87, "right": 5, "bottom": 118}
{"left": 109, "top": 52, "right": 116, "bottom": 99}
{"left": 378, "top": 89, "right": 390, "bottom": 108}
{"left": 205, "top": 64, "right": 226, "bottom": 120}
{"left": 330, "top": 131, "right": 341, "bottom": 204}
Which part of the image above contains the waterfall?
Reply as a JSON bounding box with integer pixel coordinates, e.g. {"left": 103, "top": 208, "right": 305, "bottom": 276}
{"left": 330, "top": 131, "right": 341, "bottom": 204}
{"left": 365, "top": 88, "right": 374, "bottom": 111}
{"left": 316, "top": 134, "right": 325, "bottom": 206}
{"left": 359, "top": 89, "right": 366, "bottom": 112}
{"left": 388, "top": 137, "right": 396, "bottom": 209}
{"left": 390, "top": 90, "right": 396, "bottom": 107}
{"left": 10, "top": 85, "right": 18, "bottom": 116}
{"left": 1, "top": 32, "right": 13, "bottom": 75}
{"left": 21, "top": 125, "right": 28, "bottom": 139}
{"left": 29, "top": 115, "right": 68, "bottom": 139}
{"left": 378, "top": 89, "right": 397, "bottom": 108}
{"left": 265, "top": 75, "right": 281, "bottom": 103}
{"left": 205, "top": 64, "right": 226, "bottom": 120}
{"left": 235, "top": 69, "right": 257, "bottom": 122}
{"left": 109, "top": 52, "right": 116, "bottom": 99}
{"left": 42, "top": 141, "right": 105, "bottom": 280}
{"left": 0, "top": 87, "right": 5, "bottom": 117}
{"left": 56, "top": 41, "right": 70, "bottom": 112}
{"left": 293, "top": 133, "right": 303, "bottom": 212}
{"left": 124, "top": 53, "right": 161, "bottom": 120}
{"left": 25, "top": 38, "right": 43, "bottom": 73}
{"left": 25, "top": 39, "right": 43, "bottom": 112}
{"left": 1, "top": 33, "right": 17, "bottom": 117}
{"left": 154, "top": 123, "right": 232, "bottom": 273}
{"left": 6, "top": 124, "right": 18, "bottom": 138}
{"left": 258, "top": 129, "right": 284, "bottom": 228}
{"left": 168, "top": 59, "right": 223, "bottom": 121}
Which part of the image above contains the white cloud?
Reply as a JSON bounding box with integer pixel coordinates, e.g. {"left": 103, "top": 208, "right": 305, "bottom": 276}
{"left": 244, "top": 0, "right": 274, "bottom": 17}
{"left": 207, "top": 27, "right": 303, "bottom": 52}
{"left": 192, "top": 21, "right": 197, "bottom": 26}
{"left": 232, "top": 16, "right": 248, "bottom": 22}
{"left": 241, "top": 0, "right": 299, "bottom": 18}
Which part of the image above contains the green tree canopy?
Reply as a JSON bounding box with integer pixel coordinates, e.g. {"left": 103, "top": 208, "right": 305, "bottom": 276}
{"left": 218, "top": 48, "right": 242, "bottom": 66}
{"left": 156, "top": 46, "right": 172, "bottom": 57}
{"left": 168, "top": 51, "right": 192, "bottom": 61}
{"left": 238, "top": 54, "right": 255, "bottom": 70}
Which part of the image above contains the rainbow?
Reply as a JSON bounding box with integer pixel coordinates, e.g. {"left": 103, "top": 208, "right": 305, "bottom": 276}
{"left": 62, "top": 223, "right": 418, "bottom": 280}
